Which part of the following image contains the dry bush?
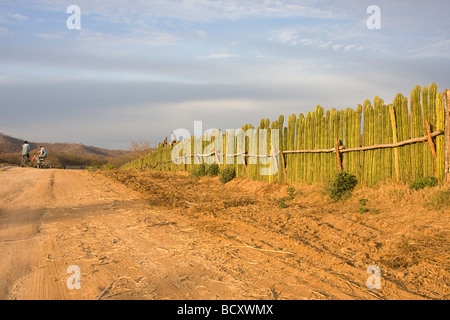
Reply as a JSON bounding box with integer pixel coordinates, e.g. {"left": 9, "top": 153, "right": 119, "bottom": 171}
{"left": 0, "top": 152, "right": 21, "bottom": 165}
{"left": 128, "top": 138, "right": 154, "bottom": 160}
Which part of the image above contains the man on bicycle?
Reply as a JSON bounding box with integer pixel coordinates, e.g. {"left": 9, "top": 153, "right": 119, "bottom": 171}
{"left": 36, "top": 146, "right": 48, "bottom": 166}
{"left": 21, "top": 141, "right": 31, "bottom": 167}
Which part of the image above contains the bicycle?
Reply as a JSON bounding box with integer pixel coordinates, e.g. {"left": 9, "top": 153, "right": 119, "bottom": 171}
{"left": 31, "top": 154, "right": 50, "bottom": 169}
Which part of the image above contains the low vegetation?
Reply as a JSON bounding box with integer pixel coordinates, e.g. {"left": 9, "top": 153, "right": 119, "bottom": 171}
{"left": 219, "top": 167, "right": 236, "bottom": 184}
{"left": 357, "top": 198, "right": 379, "bottom": 214}
{"left": 190, "top": 164, "right": 207, "bottom": 178}
{"left": 206, "top": 163, "right": 219, "bottom": 177}
{"left": 327, "top": 172, "right": 358, "bottom": 201}
{"left": 274, "top": 186, "right": 302, "bottom": 209}
{"left": 409, "top": 176, "right": 439, "bottom": 191}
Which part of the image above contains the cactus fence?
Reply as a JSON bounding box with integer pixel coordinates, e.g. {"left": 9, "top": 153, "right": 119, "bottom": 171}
{"left": 123, "top": 84, "right": 450, "bottom": 186}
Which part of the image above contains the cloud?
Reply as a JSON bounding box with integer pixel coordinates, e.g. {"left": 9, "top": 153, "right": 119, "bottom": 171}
{"left": 31, "top": 0, "right": 341, "bottom": 23}
{"left": 37, "top": 33, "right": 64, "bottom": 40}
{"left": 75, "top": 28, "right": 178, "bottom": 47}
{"left": 9, "top": 13, "right": 29, "bottom": 21}
{"left": 200, "top": 53, "right": 240, "bottom": 59}
{"left": 275, "top": 29, "right": 299, "bottom": 44}
{"left": 271, "top": 28, "right": 360, "bottom": 53}
{"left": 406, "top": 39, "right": 450, "bottom": 58}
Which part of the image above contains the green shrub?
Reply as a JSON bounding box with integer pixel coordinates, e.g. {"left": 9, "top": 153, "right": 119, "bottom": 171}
{"left": 279, "top": 201, "right": 288, "bottom": 209}
{"left": 327, "top": 172, "right": 358, "bottom": 201}
{"left": 286, "top": 187, "right": 296, "bottom": 199}
{"left": 274, "top": 186, "right": 301, "bottom": 209}
{"left": 358, "top": 198, "right": 368, "bottom": 206}
{"left": 190, "top": 164, "right": 206, "bottom": 178}
{"left": 409, "top": 176, "right": 439, "bottom": 191}
{"left": 206, "top": 163, "right": 219, "bottom": 177}
{"left": 219, "top": 167, "right": 236, "bottom": 184}
{"left": 358, "top": 207, "right": 369, "bottom": 213}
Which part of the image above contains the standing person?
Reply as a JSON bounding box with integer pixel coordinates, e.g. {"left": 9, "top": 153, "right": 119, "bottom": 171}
{"left": 169, "top": 131, "right": 177, "bottom": 146}
{"left": 21, "top": 141, "right": 31, "bottom": 167}
{"left": 36, "top": 146, "right": 48, "bottom": 166}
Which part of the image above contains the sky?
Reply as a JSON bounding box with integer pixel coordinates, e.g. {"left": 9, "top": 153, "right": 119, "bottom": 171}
{"left": 1, "top": 0, "right": 449, "bottom": 150}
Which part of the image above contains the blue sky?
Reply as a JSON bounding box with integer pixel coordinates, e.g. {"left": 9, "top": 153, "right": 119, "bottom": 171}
{"left": 1, "top": 0, "right": 449, "bottom": 149}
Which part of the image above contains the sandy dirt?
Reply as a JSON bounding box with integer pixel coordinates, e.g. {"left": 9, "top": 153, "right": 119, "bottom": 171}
{"left": 0, "top": 166, "right": 448, "bottom": 300}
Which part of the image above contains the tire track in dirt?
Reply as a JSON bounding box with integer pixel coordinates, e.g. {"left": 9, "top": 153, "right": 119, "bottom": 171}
{"left": 0, "top": 168, "right": 51, "bottom": 299}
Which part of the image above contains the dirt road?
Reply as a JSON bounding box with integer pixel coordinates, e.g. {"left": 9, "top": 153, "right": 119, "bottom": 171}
{"left": 0, "top": 166, "right": 448, "bottom": 300}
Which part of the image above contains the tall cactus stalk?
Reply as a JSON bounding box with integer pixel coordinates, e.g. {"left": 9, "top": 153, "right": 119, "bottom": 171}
{"left": 436, "top": 92, "right": 445, "bottom": 181}
{"left": 368, "top": 102, "right": 375, "bottom": 185}
{"left": 324, "top": 110, "right": 331, "bottom": 182}
{"left": 422, "top": 86, "right": 432, "bottom": 177}
{"left": 389, "top": 104, "right": 400, "bottom": 181}
{"left": 373, "top": 97, "right": 383, "bottom": 183}
{"left": 380, "top": 104, "right": 388, "bottom": 180}
{"left": 321, "top": 115, "right": 327, "bottom": 182}
{"left": 315, "top": 106, "right": 324, "bottom": 182}
{"left": 268, "top": 124, "right": 274, "bottom": 184}
{"left": 277, "top": 115, "right": 285, "bottom": 183}
{"left": 302, "top": 114, "right": 309, "bottom": 182}
{"left": 287, "top": 114, "right": 296, "bottom": 184}
{"left": 295, "top": 115, "right": 302, "bottom": 183}
{"left": 428, "top": 83, "right": 438, "bottom": 178}
{"left": 394, "top": 94, "right": 405, "bottom": 181}
{"left": 355, "top": 105, "right": 362, "bottom": 181}
{"left": 401, "top": 96, "right": 411, "bottom": 181}
{"left": 410, "top": 85, "right": 423, "bottom": 180}
{"left": 306, "top": 112, "right": 314, "bottom": 184}
{"left": 343, "top": 108, "right": 350, "bottom": 173}
{"left": 362, "top": 102, "right": 369, "bottom": 185}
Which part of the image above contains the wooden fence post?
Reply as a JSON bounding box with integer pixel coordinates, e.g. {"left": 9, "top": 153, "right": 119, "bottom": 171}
{"left": 239, "top": 149, "right": 248, "bottom": 179}
{"left": 214, "top": 149, "right": 221, "bottom": 167}
{"left": 280, "top": 150, "right": 288, "bottom": 183}
{"left": 425, "top": 120, "right": 438, "bottom": 177}
{"left": 335, "top": 138, "right": 343, "bottom": 173}
{"left": 445, "top": 89, "right": 450, "bottom": 182}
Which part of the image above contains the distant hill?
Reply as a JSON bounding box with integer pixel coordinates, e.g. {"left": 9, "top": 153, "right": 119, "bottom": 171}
{"left": 0, "top": 133, "right": 135, "bottom": 167}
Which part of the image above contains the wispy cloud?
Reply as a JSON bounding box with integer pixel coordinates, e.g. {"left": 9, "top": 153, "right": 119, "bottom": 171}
{"left": 37, "top": 33, "right": 63, "bottom": 40}
{"left": 31, "top": 0, "right": 342, "bottom": 23}
{"left": 9, "top": 13, "right": 28, "bottom": 21}
{"left": 75, "top": 28, "right": 178, "bottom": 47}
{"left": 199, "top": 53, "right": 240, "bottom": 60}
{"left": 271, "top": 27, "right": 361, "bottom": 53}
